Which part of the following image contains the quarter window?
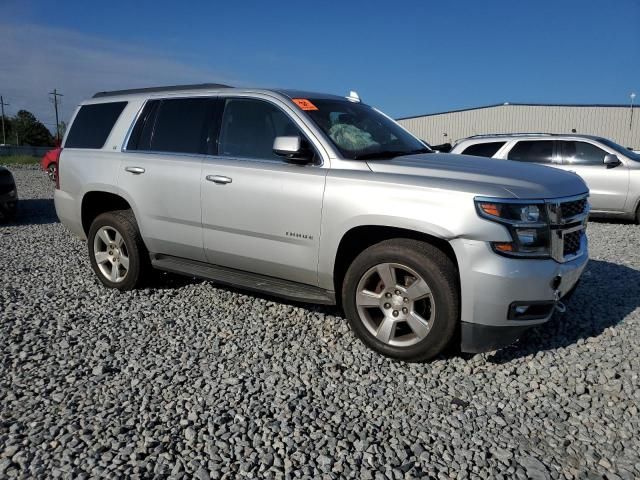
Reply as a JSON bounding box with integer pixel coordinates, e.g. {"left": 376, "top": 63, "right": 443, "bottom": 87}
{"left": 507, "top": 141, "right": 555, "bottom": 164}
{"left": 218, "top": 98, "right": 303, "bottom": 161}
{"left": 65, "top": 102, "right": 127, "bottom": 149}
{"left": 461, "top": 142, "right": 505, "bottom": 158}
{"left": 560, "top": 141, "right": 607, "bottom": 165}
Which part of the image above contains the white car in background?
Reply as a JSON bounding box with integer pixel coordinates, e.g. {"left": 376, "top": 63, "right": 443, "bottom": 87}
{"left": 452, "top": 134, "right": 640, "bottom": 223}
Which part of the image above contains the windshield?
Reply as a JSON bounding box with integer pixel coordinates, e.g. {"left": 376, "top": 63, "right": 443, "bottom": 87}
{"left": 298, "top": 98, "right": 431, "bottom": 160}
{"left": 597, "top": 137, "right": 640, "bottom": 162}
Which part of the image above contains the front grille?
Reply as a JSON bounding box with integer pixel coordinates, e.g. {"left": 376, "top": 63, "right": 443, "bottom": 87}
{"left": 547, "top": 195, "right": 588, "bottom": 262}
{"left": 560, "top": 198, "right": 587, "bottom": 220}
{"left": 563, "top": 230, "right": 582, "bottom": 257}
{"left": 0, "top": 183, "right": 14, "bottom": 195}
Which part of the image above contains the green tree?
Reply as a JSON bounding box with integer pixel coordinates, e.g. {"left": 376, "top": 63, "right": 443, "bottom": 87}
{"left": 0, "top": 115, "right": 13, "bottom": 145}
{"left": 13, "top": 110, "right": 54, "bottom": 146}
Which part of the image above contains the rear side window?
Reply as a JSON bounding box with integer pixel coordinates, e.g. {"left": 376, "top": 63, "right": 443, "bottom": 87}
{"left": 560, "top": 141, "right": 607, "bottom": 165}
{"left": 507, "top": 141, "right": 555, "bottom": 164}
{"left": 127, "top": 98, "right": 218, "bottom": 154}
{"left": 65, "top": 102, "right": 127, "bottom": 149}
{"left": 461, "top": 142, "right": 505, "bottom": 158}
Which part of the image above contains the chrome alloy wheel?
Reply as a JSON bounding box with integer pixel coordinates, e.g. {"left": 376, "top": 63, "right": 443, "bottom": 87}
{"left": 47, "top": 164, "right": 57, "bottom": 181}
{"left": 355, "top": 262, "right": 435, "bottom": 347}
{"left": 93, "top": 226, "right": 129, "bottom": 283}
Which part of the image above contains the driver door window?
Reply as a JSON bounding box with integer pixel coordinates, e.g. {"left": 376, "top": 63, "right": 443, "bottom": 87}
{"left": 560, "top": 141, "right": 607, "bottom": 165}
{"left": 218, "top": 98, "right": 303, "bottom": 162}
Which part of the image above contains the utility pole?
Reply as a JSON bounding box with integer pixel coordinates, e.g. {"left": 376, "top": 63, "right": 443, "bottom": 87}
{"left": 0, "top": 95, "right": 9, "bottom": 145}
{"left": 49, "top": 89, "right": 63, "bottom": 142}
{"left": 630, "top": 92, "right": 636, "bottom": 130}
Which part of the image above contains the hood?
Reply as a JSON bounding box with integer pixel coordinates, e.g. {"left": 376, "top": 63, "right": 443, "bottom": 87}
{"left": 366, "top": 153, "right": 588, "bottom": 200}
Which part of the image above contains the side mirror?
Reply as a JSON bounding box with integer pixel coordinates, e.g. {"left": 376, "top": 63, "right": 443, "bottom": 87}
{"left": 603, "top": 154, "right": 621, "bottom": 168}
{"left": 273, "top": 136, "right": 314, "bottom": 164}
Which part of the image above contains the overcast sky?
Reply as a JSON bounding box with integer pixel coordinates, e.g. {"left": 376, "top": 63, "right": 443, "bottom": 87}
{"left": 2, "top": 0, "right": 639, "bottom": 134}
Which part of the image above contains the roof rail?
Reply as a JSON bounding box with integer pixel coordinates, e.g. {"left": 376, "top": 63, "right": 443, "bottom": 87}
{"left": 466, "top": 133, "right": 554, "bottom": 138}
{"left": 93, "top": 83, "right": 232, "bottom": 98}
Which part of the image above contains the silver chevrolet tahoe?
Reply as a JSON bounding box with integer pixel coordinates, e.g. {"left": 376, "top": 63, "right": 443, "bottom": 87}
{"left": 54, "top": 84, "right": 589, "bottom": 361}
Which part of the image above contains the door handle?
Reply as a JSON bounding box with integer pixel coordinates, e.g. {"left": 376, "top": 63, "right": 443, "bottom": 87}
{"left": 206, "top": 175, "right": 232, "bottom": 185}
{"left": 125, "top": 166, "right": 145, "bottom": 175}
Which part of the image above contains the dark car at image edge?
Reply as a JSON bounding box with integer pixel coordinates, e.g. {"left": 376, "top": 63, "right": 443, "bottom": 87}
{"left": 0, "top": 166, "right": 18, "bottom": 220}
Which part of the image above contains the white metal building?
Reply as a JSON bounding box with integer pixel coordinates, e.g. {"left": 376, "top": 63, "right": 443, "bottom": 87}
{"left": 397, "top": 103, "right": 640, "bottom": 150}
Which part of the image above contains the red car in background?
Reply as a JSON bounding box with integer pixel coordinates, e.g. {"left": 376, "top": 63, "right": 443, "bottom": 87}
{"left": 41, "top": 147, "right": 61, "bottom": 181}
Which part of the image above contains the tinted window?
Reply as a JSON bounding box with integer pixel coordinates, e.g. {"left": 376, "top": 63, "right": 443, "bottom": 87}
{"left": 126, "top": 100, "right": 160, "bottom": 151}
{"left": 150, "top": 98, "right": 213, "bottom": 154}
{"left": 507, "top": 141, "right": 555, "bottom": 163}
{"left": 461, "top": 142, "right": 505, "bottom": 158}
{"left": 218, "top": 98, "right": 303, "bottom": 161}
{"left": 561, "top": 141, "right": 607, "bottom": 165}
{"left": 65, "top": 102, "right": 127, "bottom": 149}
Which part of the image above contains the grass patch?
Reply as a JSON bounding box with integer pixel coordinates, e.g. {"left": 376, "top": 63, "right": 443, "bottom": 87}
{"left": 0, "top": 155, "right": 40, "bottom": 165}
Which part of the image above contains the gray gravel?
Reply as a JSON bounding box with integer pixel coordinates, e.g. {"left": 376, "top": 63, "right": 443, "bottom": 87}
{"left": 1, "top": 167, "right": 640, "bottom": 479}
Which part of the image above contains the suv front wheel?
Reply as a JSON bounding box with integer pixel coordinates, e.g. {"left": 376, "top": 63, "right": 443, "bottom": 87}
{"left": 342, "top": 239, "right": 459, "bottom": 362}
{"left": 87, "top": 210, "right": 149, "bottom": 290}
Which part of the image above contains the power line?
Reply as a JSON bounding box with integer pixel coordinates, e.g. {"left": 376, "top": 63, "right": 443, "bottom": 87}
{"left": 49, "top": 89, "right": 63, "bottom": 142}
{"left": 0, "top": 96, "right": 9, "bottom": 145}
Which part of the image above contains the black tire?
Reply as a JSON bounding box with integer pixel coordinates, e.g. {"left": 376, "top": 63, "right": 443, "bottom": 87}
{"left": 342, "top": 239, "right": 459, "bottom": 362}
{"left": 87, "top": 209, "right": 150, "bottom": 290}
{"left": 636, "top": 203, "right": 640, "bottom": 225}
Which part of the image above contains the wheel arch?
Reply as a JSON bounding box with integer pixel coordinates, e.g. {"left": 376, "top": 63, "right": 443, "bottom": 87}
{"left": 332, "top": 225, "right": 460, "bottom": 307}
{"left": 81, "top": 191, "right": 134, "bottom": 236}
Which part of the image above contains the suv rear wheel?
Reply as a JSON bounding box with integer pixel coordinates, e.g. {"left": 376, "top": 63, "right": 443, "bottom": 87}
{"left": 47, "top": 163, "right": 57, "bottom": 181}
{"left": 87, "top": 210, "right": 149, "bottom": 290}
{"left": 342, "top": 239, "right": 459, "bottom": 362}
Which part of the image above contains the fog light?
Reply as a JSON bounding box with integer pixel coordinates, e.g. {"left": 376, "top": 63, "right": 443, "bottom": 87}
{"left": 508, "top": 301, "right": 555, "bottom": 320}
{"left": 514, "top": 305, "right": 529, "bottom": 315}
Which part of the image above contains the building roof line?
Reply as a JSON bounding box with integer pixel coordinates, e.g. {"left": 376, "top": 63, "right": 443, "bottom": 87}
{"left": 396, "top": 102, "right": 637, "bottom": 121}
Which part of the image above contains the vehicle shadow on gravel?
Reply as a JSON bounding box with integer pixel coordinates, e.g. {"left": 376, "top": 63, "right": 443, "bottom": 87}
{"left": 488, "top": 259, "right": 640, "bottom": 363}
{"left": 1, "top": 199, "right": 58, "bottom": 226}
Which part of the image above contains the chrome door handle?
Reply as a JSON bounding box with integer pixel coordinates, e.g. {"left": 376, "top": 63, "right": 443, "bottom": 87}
{"left": 206, "top": 175, "right": 232, "bottom": 184}
{"left": 125, "top": 166, "right": 145, "bottom": 174}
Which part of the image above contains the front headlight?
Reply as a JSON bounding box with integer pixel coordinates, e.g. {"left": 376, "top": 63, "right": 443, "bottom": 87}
{"left": 475, "top": 198, "right": 550, "bottom": 258}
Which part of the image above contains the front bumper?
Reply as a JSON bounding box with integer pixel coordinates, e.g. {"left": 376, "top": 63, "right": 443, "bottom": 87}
{"left": 451, "top": 237, "right": 588, "bottom": 353}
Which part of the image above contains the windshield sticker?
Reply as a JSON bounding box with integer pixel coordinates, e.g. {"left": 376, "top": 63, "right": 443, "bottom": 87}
{"left": 292, "top": 99, "right": 318, "bottom": 111}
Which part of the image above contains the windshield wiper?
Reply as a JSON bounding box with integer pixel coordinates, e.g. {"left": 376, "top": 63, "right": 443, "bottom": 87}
{"left": 353, "top": 148, "right": 432, "bottom": 160}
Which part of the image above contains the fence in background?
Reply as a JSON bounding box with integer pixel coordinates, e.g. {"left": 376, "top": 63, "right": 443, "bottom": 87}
{"left": 0, "top": 146, "right": 52, "bottom": 157}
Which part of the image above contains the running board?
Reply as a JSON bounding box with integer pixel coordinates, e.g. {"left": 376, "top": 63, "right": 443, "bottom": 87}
{"left": 151, "top": 254, "right": 335, "bottom": 305}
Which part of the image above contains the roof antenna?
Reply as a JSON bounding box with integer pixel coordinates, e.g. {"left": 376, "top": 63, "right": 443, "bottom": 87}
{"left": 347, "top": 90, "right": 361, "bottom": 103}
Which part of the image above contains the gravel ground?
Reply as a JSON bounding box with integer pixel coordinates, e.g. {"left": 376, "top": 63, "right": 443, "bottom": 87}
{"left": 1, "top": 167, "right": 639, "bottom": 479}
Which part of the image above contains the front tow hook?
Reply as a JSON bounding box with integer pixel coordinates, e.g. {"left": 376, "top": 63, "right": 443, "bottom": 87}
{"left": 555, "top": 300, "right": 567, "bottom": 313}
